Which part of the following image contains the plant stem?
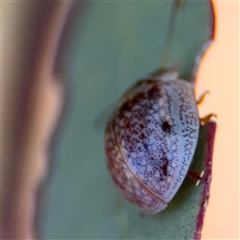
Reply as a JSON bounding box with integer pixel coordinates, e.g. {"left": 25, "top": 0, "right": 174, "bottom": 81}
{"left": 160, "top": 0, "right": 186, "bottom": 68}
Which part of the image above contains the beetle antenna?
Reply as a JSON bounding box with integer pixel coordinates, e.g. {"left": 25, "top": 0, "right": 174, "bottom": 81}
{"left": 160, "top": 0, "right": 186, "bottom": 68}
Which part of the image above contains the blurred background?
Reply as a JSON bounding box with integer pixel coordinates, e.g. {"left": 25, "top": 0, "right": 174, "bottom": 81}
{"left": 2, "top": 1, "right": 239, "bottom": 239}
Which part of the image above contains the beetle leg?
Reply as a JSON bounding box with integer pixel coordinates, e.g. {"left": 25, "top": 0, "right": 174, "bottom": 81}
{"left": 187, "top": 170, "right": 205, "bottom": 186}
{"left": 200, "top": 113, "right": 217, "bottom": 125}
{"left": 196, "top": 90, "right": 210, "bottom": 105}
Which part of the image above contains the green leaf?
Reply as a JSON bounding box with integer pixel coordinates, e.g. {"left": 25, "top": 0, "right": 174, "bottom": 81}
{"left": 40, "top": 1, "right": 216, "bottom": 239}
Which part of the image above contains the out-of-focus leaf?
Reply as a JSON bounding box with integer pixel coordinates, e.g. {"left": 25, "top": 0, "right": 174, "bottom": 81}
{"left": 41, "top": 1, "right": 215, "bottom": 239}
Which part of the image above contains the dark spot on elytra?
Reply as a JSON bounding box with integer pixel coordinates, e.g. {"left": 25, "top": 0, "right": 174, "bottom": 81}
{"left": 150, "top": 155, "right": 156, "bottom": 161}
{"left": 138, "top": 92, "right": 146, "bottom": 100}
{"left": 161, "top": 121, "right": 172, "bottom": 132}
{"left": 121, "top": 102, "right": 131, "bottom": 112}
{"left": 161, "top": 152, "right": 169, "bottom": 176}
{"left": 131, "top": 95, "right": 142, "bottom": 106}
{"left": 140, "top": 133, "right": 146, "bottom": 140}
{"left": 143, "top": 143, "right": 148, "bottom": 150}
{"left": 147, "top": 86, "right": 160, "bottom": 99}
{"left": 132, "top": 130, "right": 138, "bottom": 135}
{"left": 162, "top": 162, "right": 168, "bottom": 176}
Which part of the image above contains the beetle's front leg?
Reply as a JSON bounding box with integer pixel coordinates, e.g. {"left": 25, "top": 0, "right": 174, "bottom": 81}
{"left": 196, "top": 91, "right": 217, "bottom": 124}
{"left": 200, "top": 114, "right": 217, "bottom": 125}
{"left": 196, "top": 90, "right": 210, "bottom": 105}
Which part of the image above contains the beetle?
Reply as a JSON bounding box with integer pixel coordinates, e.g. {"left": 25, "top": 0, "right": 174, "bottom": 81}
{"left": 105, "top": 68, "right": 215, "bottom": 214}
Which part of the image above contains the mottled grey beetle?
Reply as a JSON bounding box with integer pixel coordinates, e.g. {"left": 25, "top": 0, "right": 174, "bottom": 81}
{"left": 105, "top": 69, "right": 214, "bottom": 214}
